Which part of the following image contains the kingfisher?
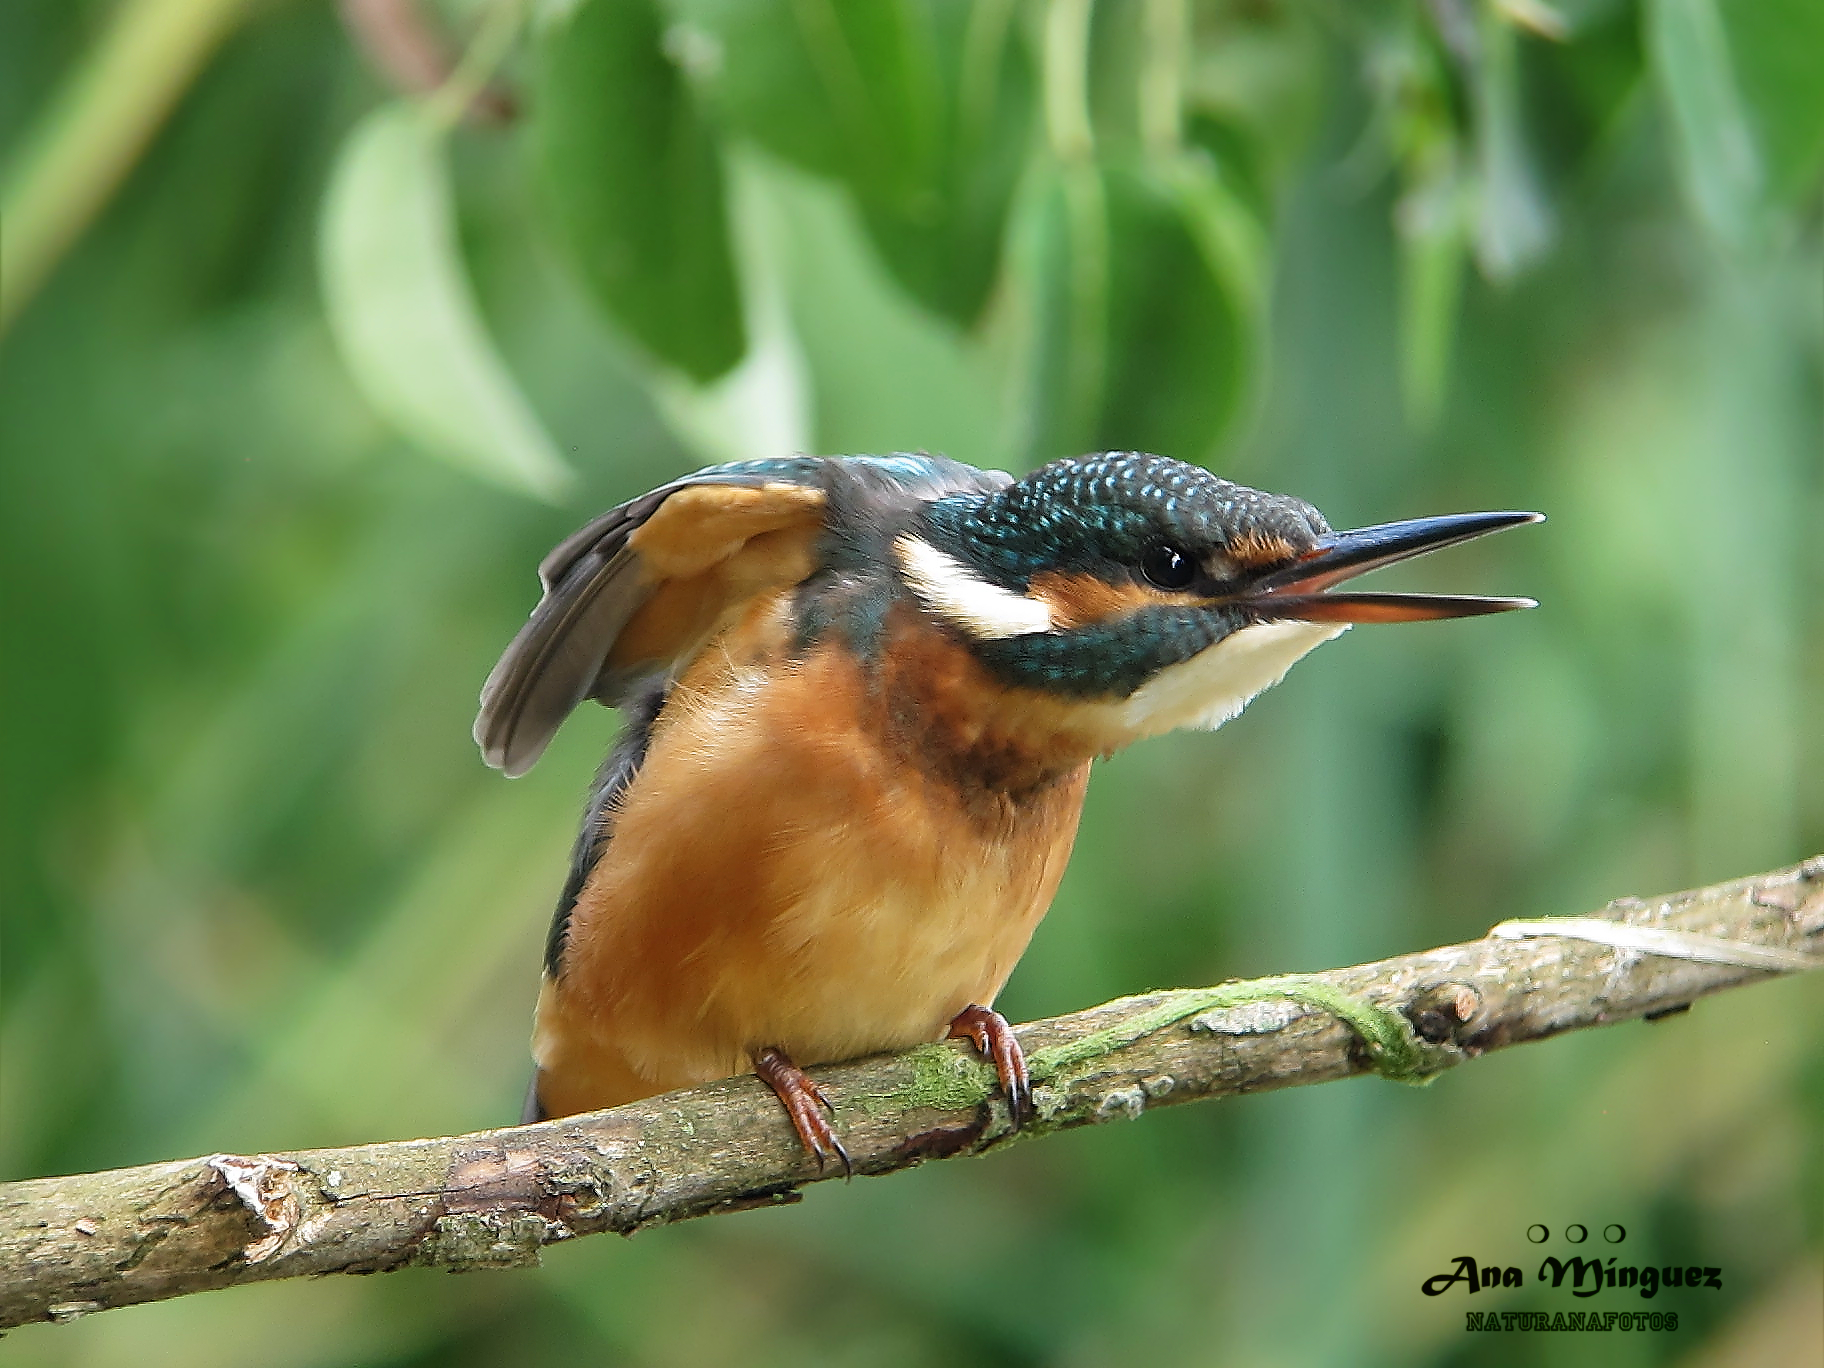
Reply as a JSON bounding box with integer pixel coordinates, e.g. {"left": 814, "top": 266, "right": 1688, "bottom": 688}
{"left": 475, "top": 451, "right": 1538, "bottom": 1167}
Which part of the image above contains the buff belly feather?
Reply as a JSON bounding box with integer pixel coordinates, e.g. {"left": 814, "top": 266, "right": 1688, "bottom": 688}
{"left": 531, "top": 593, "right": 1089, "bottom": 1117}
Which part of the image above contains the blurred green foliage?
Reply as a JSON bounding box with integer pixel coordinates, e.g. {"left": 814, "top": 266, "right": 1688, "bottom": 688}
{"left": 2, "top": 0, "right": 1820, "bottom": 1365}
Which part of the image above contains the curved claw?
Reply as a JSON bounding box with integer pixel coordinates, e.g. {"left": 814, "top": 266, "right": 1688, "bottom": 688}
{"left": 948, "top": 1004, "right": 1032, "bottom": 1128}
{"left": 754, "top": 1047, "right": 852, "bottom": 1177}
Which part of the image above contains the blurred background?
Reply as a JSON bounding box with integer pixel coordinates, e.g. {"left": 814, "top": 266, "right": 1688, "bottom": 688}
{"left": 3, "top": 0, "right": 1820, "bottom": 1364}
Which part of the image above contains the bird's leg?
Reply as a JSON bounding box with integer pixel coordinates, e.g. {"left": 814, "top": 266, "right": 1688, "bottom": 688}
{"left": 753, "top": 1046, "right": 852, "bottom": 1176}
{"left": 947, "top": 1003, "right": 1032, "bottom": 1127}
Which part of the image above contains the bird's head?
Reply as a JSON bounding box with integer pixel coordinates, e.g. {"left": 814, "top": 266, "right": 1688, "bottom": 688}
{"left": 893, "top": 452, "right": 1539, "bottom": 750}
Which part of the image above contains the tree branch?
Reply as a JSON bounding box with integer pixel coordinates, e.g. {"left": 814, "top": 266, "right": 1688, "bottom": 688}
{"left": 5, "top": 856, "right": 1820, "bottom": 1330}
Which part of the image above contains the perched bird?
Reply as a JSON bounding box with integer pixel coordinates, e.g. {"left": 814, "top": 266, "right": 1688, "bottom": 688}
{"left": 475, "top": 451, "right": 1538, "bottom": 1165}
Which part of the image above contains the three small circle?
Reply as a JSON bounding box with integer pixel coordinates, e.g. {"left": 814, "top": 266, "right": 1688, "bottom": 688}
{"left": 1526, "top": 1224, "right": 1626, "bottom": 1243}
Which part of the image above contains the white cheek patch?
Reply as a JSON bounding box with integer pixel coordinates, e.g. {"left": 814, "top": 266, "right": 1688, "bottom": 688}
{"left": 1119, "top": 619, "right": 1348, "bottom": 738}
{"left": 895, "top": 535, "right": 1054, "bottom": 640}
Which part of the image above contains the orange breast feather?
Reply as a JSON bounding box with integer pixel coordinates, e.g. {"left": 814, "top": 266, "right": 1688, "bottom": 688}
{"left": 531, "top": 595, "right": 1091, "bottom": 1117}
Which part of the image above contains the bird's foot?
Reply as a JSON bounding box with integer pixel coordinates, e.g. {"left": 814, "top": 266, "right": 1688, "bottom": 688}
{"left": 947, "top": 1003, "right": 1032, "bottom": 1127}
{"left": 753, "top": 1046, "right": 852, "bottom": 1176}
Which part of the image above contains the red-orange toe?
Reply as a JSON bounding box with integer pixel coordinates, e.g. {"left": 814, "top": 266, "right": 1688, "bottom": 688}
{"left": 754, "top": 1046, "right": 852, "bottom": 1176}
{"left": 947, "top": 1003, "right": 1032, "bottom": 1127}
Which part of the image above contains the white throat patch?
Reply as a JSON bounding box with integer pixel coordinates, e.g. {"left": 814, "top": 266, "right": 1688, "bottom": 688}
{"left": 1117, "top": 619, "right": 1348, "bottom": 738}
{"left": 894, "top": 535, "right": 1053, "bottom": 640}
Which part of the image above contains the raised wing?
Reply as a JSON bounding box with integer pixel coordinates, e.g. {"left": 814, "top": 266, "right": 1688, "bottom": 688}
{"left": 475, "top": 455, "right": 1004, "bottom": 777}
{"left": 475, "top": 459, "right": 833, "bottom": 776}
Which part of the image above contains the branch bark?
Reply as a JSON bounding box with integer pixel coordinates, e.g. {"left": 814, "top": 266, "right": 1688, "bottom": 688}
{"left": 4, "top": 856, "right": 1820, "bottom": 1330}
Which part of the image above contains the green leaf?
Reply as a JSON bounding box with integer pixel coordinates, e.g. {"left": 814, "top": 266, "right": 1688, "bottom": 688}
{"left": 675, "top": 0, "right": 1032, "bottom": 328}
{"left": 1020, "top": 160, "right": 1107, "bottom": 458}
{"left": 319, "top": 103, "right": 572, "bottom": 501}
{"left": 1648, "top": 0, "right": 1824, "bottom": 244}
{"left": 1021, "top": 155, "right": 1262, "bottom": 464}
{"left": 1381, "top": 25, "right": 1472, "bottom": 429}
{"left": 1472, "top": 8, "right": 1555, "bottom": 279}
{"left": 1398, "top": 180, "right": 1471, "bottom": 432}
{"left": 1647, "top": 0, "right": 1766, "bottom": 245}
{"left": 535, "top": 0, "right": 745, "bottom": 381}
{"left": 1715, "top": 0, "right": 1824, "bottom": 205}
{"left": 1183, "top": 111, "right": 1273, "bottom": 228}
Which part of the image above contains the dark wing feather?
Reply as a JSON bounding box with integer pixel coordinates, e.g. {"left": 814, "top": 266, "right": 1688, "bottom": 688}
{"left": 541, "top": 674, "right": 668, "bottom": 978}
{"left": 474, "top": 458, "right": 834, "bottom": 777}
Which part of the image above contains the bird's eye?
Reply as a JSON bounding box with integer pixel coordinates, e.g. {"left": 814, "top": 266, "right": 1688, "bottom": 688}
{"left": 1140, "top": 543, "right": 1197, "bottom": 590}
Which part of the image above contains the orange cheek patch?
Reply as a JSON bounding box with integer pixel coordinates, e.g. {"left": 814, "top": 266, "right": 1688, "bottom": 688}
{"left": 1027, "top": 570, "right": 1182, "bottom": 629}
{"left": 1225, "top": 530, "right": 1298, "bottom": 569}
{"left": 627, "top": 482, "right": 826, "bottom": 579}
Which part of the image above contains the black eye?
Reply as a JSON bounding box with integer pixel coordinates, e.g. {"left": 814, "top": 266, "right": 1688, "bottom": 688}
{"left": 1140, "top": 542, "right": 1196, "bottom": 590}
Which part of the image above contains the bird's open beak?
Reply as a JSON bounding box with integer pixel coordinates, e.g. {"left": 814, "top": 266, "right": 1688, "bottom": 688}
{"left": 1239, "top": 510, "right": 1543, "bottom": 623}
